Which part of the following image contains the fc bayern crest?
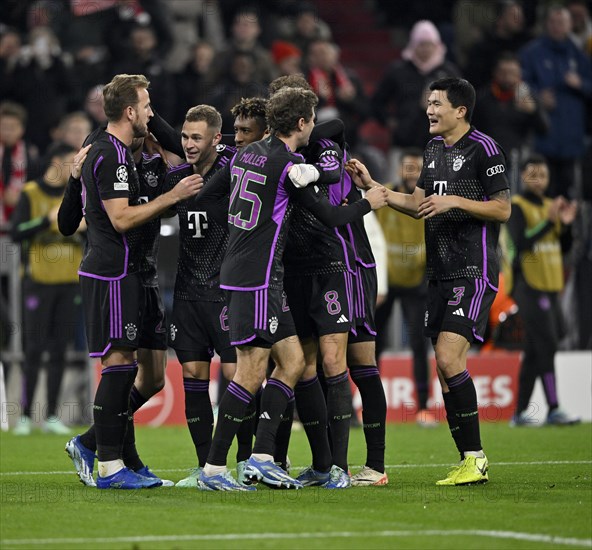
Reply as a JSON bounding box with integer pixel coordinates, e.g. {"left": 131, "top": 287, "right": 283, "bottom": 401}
{"left": 145, "top": 171, "right": 158, "bottom": 187}
{"left": 453, "top": 156, "right": 465, "bottom": 171}
{"left": 269, "top": 316, "right": 278, "bottom": 334}
{"left": 125, "top": 323, "right": 137, "bottom": 340}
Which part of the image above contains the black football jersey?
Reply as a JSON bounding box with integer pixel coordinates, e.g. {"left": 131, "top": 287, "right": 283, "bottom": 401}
{"left": 78, "top": 130, "right": 142, "bottom": 279}
{"left": 136, "top": 151, "right": 168, "bottom": 287}
{"left": 417, "top": 126, "right": 510, "bottom": 285}
{"left": 285, "top": 140, "right": 358, "bottom": 277}
{"left": 165, "top": 144, "right": 236, "bottom": 301}
{"left": 220, "top": 135, "right": 305, "bottom": 291}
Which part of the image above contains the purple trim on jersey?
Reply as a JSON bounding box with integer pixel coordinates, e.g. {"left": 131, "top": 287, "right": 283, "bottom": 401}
{"left": 168, "top": 162, "right": 190, "bottom": 174}
{"left": 343, "top": 224, "right": 358, "bottom": 273}
{"left": 357, "top": 259, "right": 376, "bottom": 268}
{"left": 116, "top": 281, "right": 122, "bottom": 338}
{"left": 364, "top": 322, "right": 377, "bottom": 336}
{"left": 329, "top": 175, "right": 343, "bottom": 206}
{"left": 89, "top": 342, "right": 112, "bottom": 357}
{"left": 328, "top": 172, "right": 356, "bottom": 273}
{"left": 109, "top": 280, "right": 122, "bottom": 339}
{"left": 358, "top": 273, "right": 364, "bottom": 318}
{"left": 332, "top": 229, "right": 356, "bottom": 273}
{"left": 345, "top": 164, "right": 377, "bottom": 272}
{"left": 472, "top": 327, "right": 484, "bottom": 343}
{"left": 344, "top": 271, "right": 354, "bottom": 324}
{"left": 108, "top": 135, "right": 126, "bottom": 164}
{"left": 468, "top": 279, "right": 486, "bottom": 321}
{"left": 109, "top": 280, "right": 114, "bottom": 338}
{"left": 433, "top": 136, "right": 444, "bottom": 140}
{"left": 481, "top": 221, "right": 493, "bottom": 288}
{"left": 93, "top": 155, "right": 104, "bottom": 179}
{"left": 78, "top": 270, "right": 128, "bottom": 281}
{"left": 267, "top": 378, "right": 294, "bottom": 400}
{"left": 221, "top": 283, "right": 268, "bottom": 291}
{"left": 254, "top": 289, "right": 259, "bottom": 330}
{"left": 255, "top": 289, "right": 267, "bottom": 331}
{"left": 264, "top": 162, "right": 292, "bottom": 287}
{"left": 468, "top": 131, "right": 499, "bottom": 158}
{"left": 472, "top": 130, "right": 499, "bottom": 156}
{"left": 142, "top": 151, "right": 161, "bottom": 161}
{"left": 231, "top": 333, "right": 258, "bottom": 346}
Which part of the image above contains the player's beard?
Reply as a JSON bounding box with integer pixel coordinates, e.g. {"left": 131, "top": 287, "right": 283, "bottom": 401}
{"left": 132, "top": 119, "right": 149, "bottom": 139}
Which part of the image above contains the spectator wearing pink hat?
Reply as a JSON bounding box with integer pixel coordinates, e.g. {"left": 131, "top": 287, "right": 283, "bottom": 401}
{"left": 372, "top": 20, "right": 460, "bottom": 181}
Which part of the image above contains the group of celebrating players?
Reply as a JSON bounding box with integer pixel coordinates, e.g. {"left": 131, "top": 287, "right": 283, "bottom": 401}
{"left": 59, "top": 70, "right": 511, "bottom": 491}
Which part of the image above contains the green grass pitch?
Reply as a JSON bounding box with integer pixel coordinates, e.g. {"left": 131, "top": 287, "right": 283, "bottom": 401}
{"left": 1, "top": 422, "right": 591, "bottom": 549}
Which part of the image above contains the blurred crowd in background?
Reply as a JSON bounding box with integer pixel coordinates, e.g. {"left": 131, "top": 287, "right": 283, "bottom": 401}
{"left": 0, "top": 0, "right": 590, "bottom": 377}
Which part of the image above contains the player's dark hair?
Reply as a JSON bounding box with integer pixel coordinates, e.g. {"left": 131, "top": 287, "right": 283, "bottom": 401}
{"left": 520, "top": 153, "right": 547, "bottom": 172}
{"left": 268, "top": 74, "right": 313, "bottom": 95}
{"left": 102, "top": 74, "right": 150, "bottom": 122}
{"left": 266, "top": 87, "right": 318, "bottom": 137}
{"left": 0, "top": 100, "right": 27, "bottom": 125}
{"left": 429, "top": 77, "right": 476, "bottom": 122}
{"left": 231, "top": 97, "right": 267, "bottom": 132}
{"left": 185, "top": 104, "right": 223, "bottom": 132}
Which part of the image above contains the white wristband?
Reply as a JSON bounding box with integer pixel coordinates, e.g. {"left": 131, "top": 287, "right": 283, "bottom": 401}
{"left": 289, "top": 164, "right": 320, "bottom": 188}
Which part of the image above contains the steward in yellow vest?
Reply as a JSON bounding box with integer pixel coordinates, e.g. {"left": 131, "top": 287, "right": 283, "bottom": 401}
{"left": 9, "top": 142, "right": 84, "bottom": 434}
{"left": 11, "top": 147, "right": 83, "bottom": 284}
{"left": 503, "top": 154, "right": 580, "bottom": 426}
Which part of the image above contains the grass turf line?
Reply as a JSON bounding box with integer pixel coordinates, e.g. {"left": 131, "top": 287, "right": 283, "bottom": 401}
{"left": 1, "top": 423, "right": 591, "bottom": 549}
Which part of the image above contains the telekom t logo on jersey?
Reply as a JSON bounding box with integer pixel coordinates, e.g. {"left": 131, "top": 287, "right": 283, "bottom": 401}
{"left": 434, "top": 181, "right": 448, "bottom": 196}
{"left": 188, "top": 211, "right": 208, "bottom": 238}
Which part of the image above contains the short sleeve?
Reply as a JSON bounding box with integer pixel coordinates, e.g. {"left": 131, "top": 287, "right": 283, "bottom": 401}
{"left": 416, "top": 151, "right": 429, "bottom": 190}
{"left": 96, "top": 145, "right": 133, "bottom": 201}
{"left": 478, "top": 145, "right": 510, "bottom": 198}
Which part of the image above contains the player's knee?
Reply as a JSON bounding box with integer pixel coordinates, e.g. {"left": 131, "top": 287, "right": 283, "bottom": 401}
{"left": 322, "top": 354, "right": 347, "bottom": 377}
{"left": 434, "top": 347, "right": 460, "bottom": 377}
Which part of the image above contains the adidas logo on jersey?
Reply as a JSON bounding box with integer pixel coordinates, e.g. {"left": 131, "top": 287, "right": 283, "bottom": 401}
{"left": 452, "top": 308, "right": 465, "bottom": 317}
{"left": 259, "top": 411, "right": 271, "bottom": 420}
{"left": 336, "top": 315, "right": 349, "bottom": 323}
{"left": 428, "top": 160, "right": 435, "bottom": 168}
